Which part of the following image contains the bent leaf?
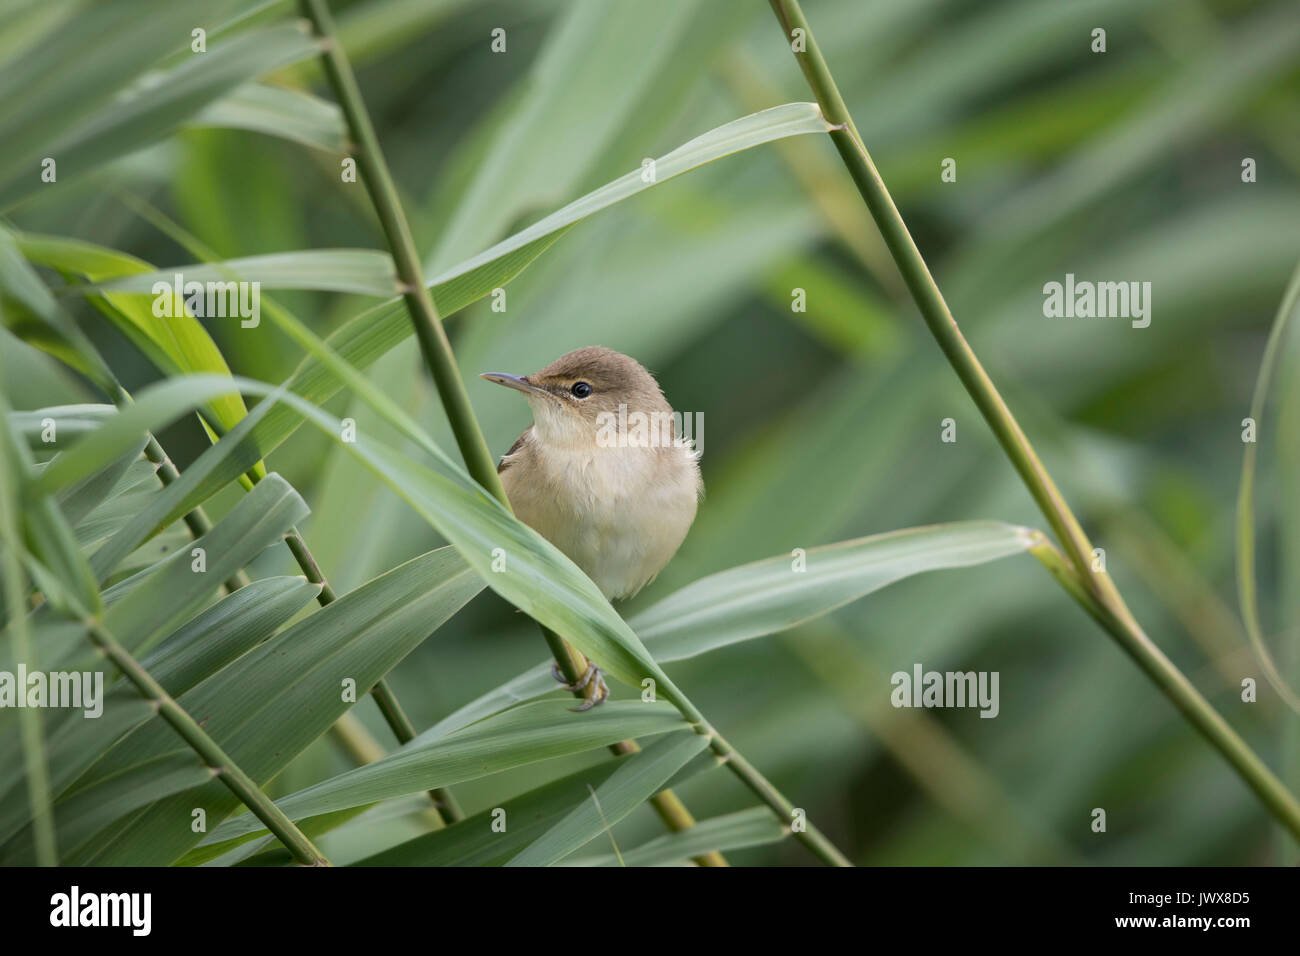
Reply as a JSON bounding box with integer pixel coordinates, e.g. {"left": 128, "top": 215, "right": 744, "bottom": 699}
{"left": 631, "top": 521, "right": 1041, "bottom": 662}
{"left": 1236, "top": 259, "right": 1300, "bottom": 713}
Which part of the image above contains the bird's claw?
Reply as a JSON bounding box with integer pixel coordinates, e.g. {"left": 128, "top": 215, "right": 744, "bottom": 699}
{"left": 552, "top": 662, "right": 609, "bottom": 711}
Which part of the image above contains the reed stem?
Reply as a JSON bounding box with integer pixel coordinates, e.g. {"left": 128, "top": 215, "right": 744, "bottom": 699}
{"left": 297, "top": 0, "right": 729, "bottom": 862}
{"left": 85, "top": 616, "right": 331, "bottom": 865}
{"left": 768, "top": 0, "right": 1300, "bottom": 840}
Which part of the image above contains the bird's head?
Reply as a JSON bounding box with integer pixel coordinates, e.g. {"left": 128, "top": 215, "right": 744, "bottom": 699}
{"left": 481, "top": 346, "right": 672, "bottom": 447}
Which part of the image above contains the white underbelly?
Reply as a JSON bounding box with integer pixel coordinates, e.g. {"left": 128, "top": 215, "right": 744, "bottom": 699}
{"left": 504, "top": 445, "right": 699, "bottom": 600}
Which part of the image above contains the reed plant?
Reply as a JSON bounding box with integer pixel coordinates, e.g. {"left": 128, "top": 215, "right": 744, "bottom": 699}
{"left": 0, "top": 0, "right": 1296, "bottom": 867}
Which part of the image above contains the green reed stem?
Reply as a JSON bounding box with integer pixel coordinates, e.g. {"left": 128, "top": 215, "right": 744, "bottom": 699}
{"left": 299, "top": 0, "right": 505, "bottom": 502}
{"left": 702, "top": 725, "right": 851, "bottom": 866}
{"left": 768, "top": 0, "right": 1300, "bottom": 840}
{"left": 84, "top": 615, "right": 330, "bottom": 865}
{"left": 299, "top": 0, "right": 839, "bottom": 865}
{"left": 1030, "top": 540, "right": 1300, "bottom": 837}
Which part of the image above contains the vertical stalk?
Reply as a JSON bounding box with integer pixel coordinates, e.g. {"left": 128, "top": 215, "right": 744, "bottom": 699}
{"left": 0, "top": 479, "right": 56, "bottom": 865}
{"left": 296, "top": 0, "right": 600, "bottom": 704}
{"left": 297, "top": 0, "right": 727, "bottom": 863}
{"left": 767, "top": 0, "right": 1300, "bottom": 841}
{"left": 767, "top": 0, "right": 1104, "bottom": 601}
{"left": 299, "top": 0, "right": 504, "bottom": 501}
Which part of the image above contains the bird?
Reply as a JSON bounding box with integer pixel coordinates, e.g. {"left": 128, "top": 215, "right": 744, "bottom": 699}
{"left": 481, "top": 346, "right": 702, "bottom": 709}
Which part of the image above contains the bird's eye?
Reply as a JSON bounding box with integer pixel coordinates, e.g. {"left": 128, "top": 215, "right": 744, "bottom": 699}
{"left": 570, "top": 381, "right": 593, "bottom": 398}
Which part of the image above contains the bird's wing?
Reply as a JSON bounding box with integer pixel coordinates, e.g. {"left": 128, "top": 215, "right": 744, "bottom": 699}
{"left": 497, "top": 428, "right": 531, "bottom": 473}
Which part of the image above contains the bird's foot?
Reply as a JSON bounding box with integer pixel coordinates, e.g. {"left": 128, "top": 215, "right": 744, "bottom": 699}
{"left": 551, "top": 662, "right": 609, "bottom": 711}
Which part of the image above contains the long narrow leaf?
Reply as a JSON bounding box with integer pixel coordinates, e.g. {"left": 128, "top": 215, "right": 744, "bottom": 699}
{"left": 566, "top": 807, "right": 788, "bottom": 867}
{"left": 418, "top": 522, "right": 1043, "bottom": 743}
{"left": 1236, "top": 259, "right": 1300, "bottom": 713}
{"left": 202, "top": 700, "right": 692, "bottom": 845}
{"left": 16, "top": 234, "right": 259, "bottom": 449}
{"left": 506, "top": 732, "right": 711, "bottom": 867}
{"left": 631, "top": 521, "right": 1040, "bottom": 661}
{"left": 351, "top": 757, "right": 636, "bottom": 867}
{"left": 93, "top": 249, "right": 400, "bottom": 298}
{"left": 0, "top": 20, "right": 322, "bottom": 210}
{"left": 187, "top": 82, "right": 346, "bottom": 152}
{"left": 15, "top": 546, "right": 483, "bottom": 865}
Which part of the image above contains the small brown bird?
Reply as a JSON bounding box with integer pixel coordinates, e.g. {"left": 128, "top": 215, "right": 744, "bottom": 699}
{"left": 482, "top": 347, "right": 703, "bottom": 707}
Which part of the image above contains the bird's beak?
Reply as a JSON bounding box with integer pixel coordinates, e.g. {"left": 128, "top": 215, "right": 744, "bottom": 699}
{"left": 480, "top": 372, "right": 545, "bottom": 396}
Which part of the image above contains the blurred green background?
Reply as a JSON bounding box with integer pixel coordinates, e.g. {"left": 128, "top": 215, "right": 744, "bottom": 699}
{"left": 4, "top": 0, "right": 1299, "bottom": 864}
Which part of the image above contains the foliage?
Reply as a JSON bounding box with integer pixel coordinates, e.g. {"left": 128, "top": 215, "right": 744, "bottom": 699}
{"left": 1, "top": 0, "right": 1298, "bottom": 866}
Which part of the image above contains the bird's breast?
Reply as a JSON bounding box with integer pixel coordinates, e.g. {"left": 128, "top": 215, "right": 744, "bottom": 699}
{"left": 501, "top": 441, "right": 700, "bottom": 600}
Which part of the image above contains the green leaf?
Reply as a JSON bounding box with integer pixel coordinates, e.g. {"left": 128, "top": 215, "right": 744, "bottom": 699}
{"left": 10, "top": 405, "right": 115, "bottom": 450}
{"left": 426, "top": 0, "right": 701, "bottom": 271}
{"left": 1236, "top": 259, "right": 1300, "bottom": 714}
{"left": 506, "top": 732, "right": 711, "bottom": 866}
{"left": 93, "top": 249, "right": 400, "bottom": 298}
{"left": 0, "top": 392, "right": 101, "bottom": 618}
{"left": 416, "top": 665, "right": 557, "bottom": 744}
{"left": 0, "top": 19, "right": 322, "bottom": 210}
{"left": 421, "top": 523, "right": 1042, "bottom": 742}
{"left": 50, "top": 442, "right": 148, "bottom": 529}
{"left": 31, "top": 375, "right": 260, "bottom": 496}
{"left": 187, "top": 82, "right": 346, "bottom": 152}
{"left": 350, "top": 757, "right": 635, "bottom": 867}
{"left": 0, "top": 472, "right": 309, "bottom": 762}
{"left": 56, "top": 546, "right": 484, "bottom": 865}
{"left": 88, "top": 392, "right": 279, "bottom": 581}
{"left": 422, "top": 102, "right": 832, "bottom": 307}
{"left": 101, "top": 473, "right": 307, "bottom": 653}
{"left": 140, "top": 576, "right": 322, "bottom": 694}
{"left": 0, "top": 228, "right": 114, "bottom": 392}
{"left": 202, "top": 700, "right": 692, "bottom": 846}
{"left": 16, "top": 234, "right": 258, "bottom": 455}
{"left": 68, "top": 464, "right": 163, "bottom": 553}
{"left": 0, "top": 576, "right": 320, "bottom": 847}
{"left": 0, "top": 387, "right": 56, "bottom": 864}
{"left": 566, "top": 807, "right": 788, "bottom": 867}
{"left": 0, "top": 0, "right": 245, "bottom": 202}
{"left": 27, "top": 753, "right": 215, "bottom": 861}
{"left": 630, "top": 521, "right": 1040, "bottom": 662}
